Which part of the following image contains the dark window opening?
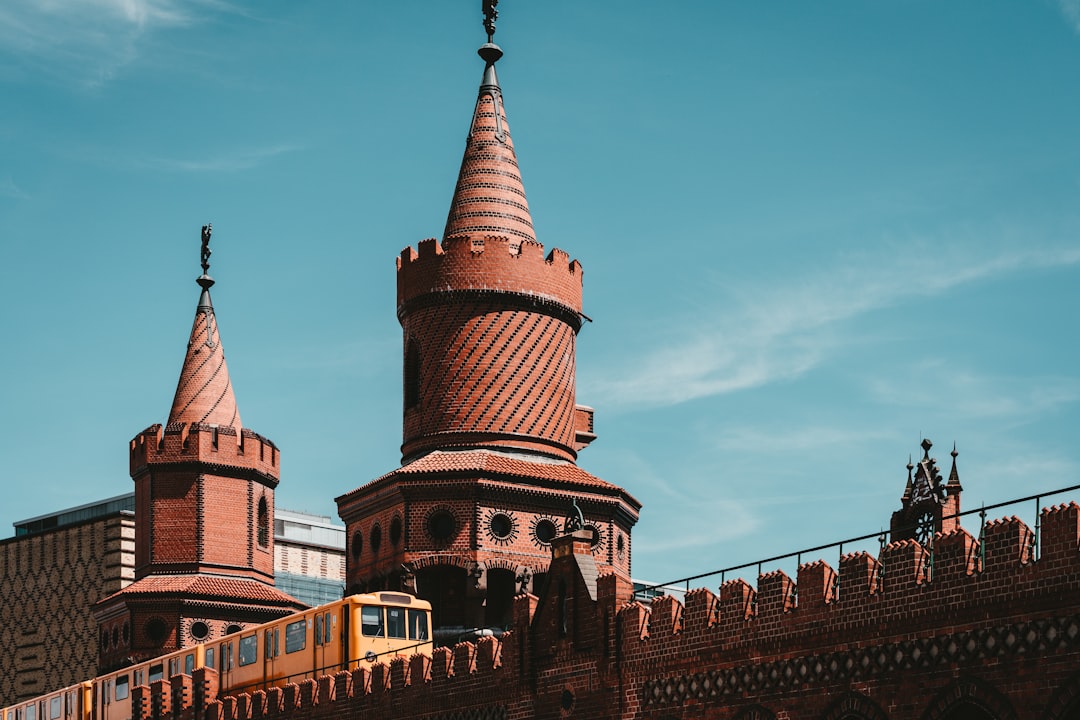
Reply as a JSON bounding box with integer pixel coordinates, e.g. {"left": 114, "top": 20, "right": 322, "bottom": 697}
{"left": 490, "top": 513, "right": 513, "bottom": 539}
{"left": 390, "top": 516, "right": 403, "bottom": 546}
{"left": 257, "top": 497, "right": 270, "bottom": 548}
{"left": 535, "top": 519, "right": 557, "bottom": 545}
{"left": 351, "top": 531, "right": 362, "bottom": 560}
{"left": 145, "top": 618, "right": 168, "bottom": 647}
{"left": 370, "top": 525, "right": 382, "bottom": 554}
{"left": 190, "top": 621, "right": 210, "bottom": 641}
{"left": 428, "top": 510, "right": 456, "bottom": 542}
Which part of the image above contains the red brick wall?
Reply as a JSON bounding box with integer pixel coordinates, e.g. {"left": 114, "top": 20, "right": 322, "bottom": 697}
{"left": 190, "top": 503, "right": 1080, "bottom": 720}
{"left": 130, "top": 423, "right": 278, "bottom": 582}
{"left": 396, "top": 235, "right": 585, "bottom": 463}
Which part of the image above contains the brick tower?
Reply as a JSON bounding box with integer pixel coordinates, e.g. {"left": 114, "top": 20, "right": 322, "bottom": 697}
{"left": 93, "top": 226, "right": 304, "bottom": 672}
{"left": 890, "top": 438, "right": 963, "bottom": 546}
{"left": 337, "top": 6, "right": 640, "bottom": 638}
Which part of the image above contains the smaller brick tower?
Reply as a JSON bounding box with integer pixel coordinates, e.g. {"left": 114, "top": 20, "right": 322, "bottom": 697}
{"left": 890, "top": 438, "right": 963, "bottom": 546}
{"left": 93, "top": 225, "right": 304, "bottom": 672}
{"left": 337, "top": 4, "right": 640, "bottom": 639}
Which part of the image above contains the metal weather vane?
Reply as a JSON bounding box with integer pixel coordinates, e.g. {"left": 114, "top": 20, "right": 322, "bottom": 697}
{"left": 483, "top": 0, "right": 498, "bottom": 42}
{"left": 200, "top": 223, "right": 213, "bottom": 275}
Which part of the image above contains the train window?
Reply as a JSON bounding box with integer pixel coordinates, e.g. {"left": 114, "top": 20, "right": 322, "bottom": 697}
{"left": 285, "top": 619, "right": 307, "bottom": 654}
{"left": 168, "top": 659, "right": 178, "bottom": 677}
{"left": 226, "top": 643, "right": 233, "bottom": 671}
{"left": 314, "top": 615, "right": 322, "bottom": 646}
{"left": 238, "top": 635, "right": 258, "bottom": 666}
{"left": 273, "top": 629, "right": 280, "bottom": 657}
{"left": 25, "top": 705, "right": 35, "bottom": 720}
{"left": 387, "top": 608, "right": 406, "bottom": 639}
{"left": 134, "top": 670, "right": 143, "bottom": 686}
{"left": 185, "top": 653, "right": 195, "bottom": 675}
{"left": 361, "top": 607, "right": 384, "bottom": 637}
{"left": 206, "top": 647, "right": 215, "bottom": 669}
{"left": 114, "top": 676, "right": 128, "bottom": 701}
{"left": 324, "top": 613, "right": 333, "bottom": 645}
{"left": 408, "top": 610, "right": 429, "bottom": 640}
{"left": 265, "top": 630, "right": 273, "bottom": 660}
{"left": 49, "top": 697, "right": 61, "bottom": 719}
{"left": 149, "top": 664, "right": 163, "bottom": 683}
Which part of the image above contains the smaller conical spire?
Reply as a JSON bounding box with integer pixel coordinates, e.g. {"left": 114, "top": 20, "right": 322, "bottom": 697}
{"left": 947, "top": 442, "right": 962, "bottom": 491}
{"left": 443, "top": 1, "right": 536, "bottom": 244}
{"left": 902, "top": 455, "right": 914, "bottom": 503}
{"left": 167, "top": 224, "right": 242, "bottom": 430}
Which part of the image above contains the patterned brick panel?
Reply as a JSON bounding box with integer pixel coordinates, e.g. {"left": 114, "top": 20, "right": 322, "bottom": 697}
{"left": 0, "top": 513, "right": 133, "bottom": 706}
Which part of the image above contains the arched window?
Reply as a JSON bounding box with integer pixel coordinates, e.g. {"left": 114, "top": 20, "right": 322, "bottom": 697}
{"left": 405, "top": 339, "right": 420, "bottom": 410}
{"left": 257, "top": 496, "right": 269, "bottom": 548}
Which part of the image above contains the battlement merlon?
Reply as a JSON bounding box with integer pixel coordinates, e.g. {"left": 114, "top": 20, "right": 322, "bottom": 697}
{"left": 396, "top": 235, "right": 584, "bottom": 321}
{"left": 129, "top": 423, "right": 279, "bottom": 486}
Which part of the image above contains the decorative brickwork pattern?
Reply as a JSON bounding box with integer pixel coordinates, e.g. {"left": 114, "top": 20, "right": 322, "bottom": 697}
{"left": 399, "top": 304, "right": 579, "bottom": 461}
{"left": 443, "top": 52, "right": 533, "bottom": 244}
{"left": 0, "top": 513, "right": 133, "bottom": 706}
{"left": 186, "top": 504, "right": 1080, "bottom": 720}
{"left": 168, "top": 290, "right": 240, "bottom": 428}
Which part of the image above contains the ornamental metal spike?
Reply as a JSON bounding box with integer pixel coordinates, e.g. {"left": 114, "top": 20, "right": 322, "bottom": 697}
{"left": 483, "top": 0, "right": 499, "bottom": 42}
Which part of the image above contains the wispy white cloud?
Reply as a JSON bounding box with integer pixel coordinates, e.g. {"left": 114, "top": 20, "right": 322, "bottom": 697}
{"left": 597, "top": 450, "right": 760, "bottom": 554}
{"left": 0, "top": 0, "right": 231, "bottom": 87}
{"left": 0, "top": 176, "right": 29, "bottom": 199}
{"left": 587, "top": 243, "right": 1080, "bottom": 411}
{"left": 139, "top": 143, "right": 302, "bottom": 173}
{"left": 712, "top": 425, "right": 895, "bottom": 455}
{"left": 866, "top": 360, "right": 1080, "bottom": 423}
{"left": 1059, "top": 0, "right": 1080, "bottom": 32}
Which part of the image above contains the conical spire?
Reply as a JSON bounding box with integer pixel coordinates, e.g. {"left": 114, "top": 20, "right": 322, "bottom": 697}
{"left": 167, "top": 224, "right": 241, "bottom": 429}
{"left": 442, "top": 8, "right": 536, "bottom": 244}
{"left": 947, "top": 442, "right": 962, "bottom": 491}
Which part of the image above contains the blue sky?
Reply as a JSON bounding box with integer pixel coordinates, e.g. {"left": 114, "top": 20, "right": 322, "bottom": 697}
{"left": 1, "top": 1, "right": 1078, "bottom": 585}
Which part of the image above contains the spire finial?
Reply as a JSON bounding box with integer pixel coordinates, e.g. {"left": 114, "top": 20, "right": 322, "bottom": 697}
{"left": 478, "top": 0, "right": 503, "bottom": 64}
{"left": 947, "top": 441, "right": 962, "bottom": 490}
{"left": 483, "top": 0, "right": 499, "bottom": 43}
{"left": 198, "top": 223, "right": 215, "bottom": 296}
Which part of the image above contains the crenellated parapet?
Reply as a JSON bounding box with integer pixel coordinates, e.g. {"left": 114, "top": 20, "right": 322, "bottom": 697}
{"left": 396, "top": 235, "right": 583, "bottom": 322}
{"left": 129, "top": 422, "right": 279, "bottom": 486}
{"left": 616, "top": 504, "right": 1080, "bottom": 671}
{"left": 179, "top": 635, "right": 513, "bottom": 720}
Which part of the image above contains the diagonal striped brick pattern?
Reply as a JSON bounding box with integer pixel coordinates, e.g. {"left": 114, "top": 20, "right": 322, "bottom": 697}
{"left": 401, "top": 303, "right": 577, "bottom": 460}
{"left": 443, "top": 56, "right": 533, "bottom": 244}
{"left": 167, "top": 293, "right": 240, "bottom": 429}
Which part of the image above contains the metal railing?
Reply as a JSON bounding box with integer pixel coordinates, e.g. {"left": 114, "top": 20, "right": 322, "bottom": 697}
{"left": 632, "top": 483, "right": 1080, "bottom": 603}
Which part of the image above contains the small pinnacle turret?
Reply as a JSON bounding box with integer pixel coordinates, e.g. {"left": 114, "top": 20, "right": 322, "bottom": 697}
{"left": 167, "top": 223, "right": 241, "bottom": 430}
{"left": 947, "top": 442, "right": 962, "bottom": 491}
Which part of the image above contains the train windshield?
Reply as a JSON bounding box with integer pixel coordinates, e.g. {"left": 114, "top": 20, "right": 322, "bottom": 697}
{"left": 387, "top": 608, "right": 406, "bottom": 639}
{"left": 361, "top": 607, "right": 384, "bottom": 637}
{"left": 408, "top": 609, "right": 429, "bottom": 640}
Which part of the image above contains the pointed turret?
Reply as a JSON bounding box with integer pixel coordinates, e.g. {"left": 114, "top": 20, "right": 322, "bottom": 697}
{"left": 94, "top": 224, "right": 303, "bottom": 673}
{"left": 947, "top": 442, "right": 962, "bottom": 491}
{"left": 343, "top": 2, "right": 639, "bottom": 637}
{"left": 167, "top": 233, "right": 241, "bottom": 430}
{"left": 442, "top": 37, "right": 536, "bottom": 244}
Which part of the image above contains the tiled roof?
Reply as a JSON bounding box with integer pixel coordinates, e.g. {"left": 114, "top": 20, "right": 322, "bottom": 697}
{"left": 442, "top": 45, "right": 535, "bottom": 244}
{"left": 168, "top": 289, "right": 242, "bottom": 429}
{"left": 345, "top": 450, "right": 640, "bottom": 509}
{"left": 98, "top": 575, "right": 303, "bottom": 608}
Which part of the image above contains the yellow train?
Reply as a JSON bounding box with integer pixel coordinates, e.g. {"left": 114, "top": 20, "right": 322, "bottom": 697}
{"left": 2, "top": 592, "right": 432, "bottom": 720}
